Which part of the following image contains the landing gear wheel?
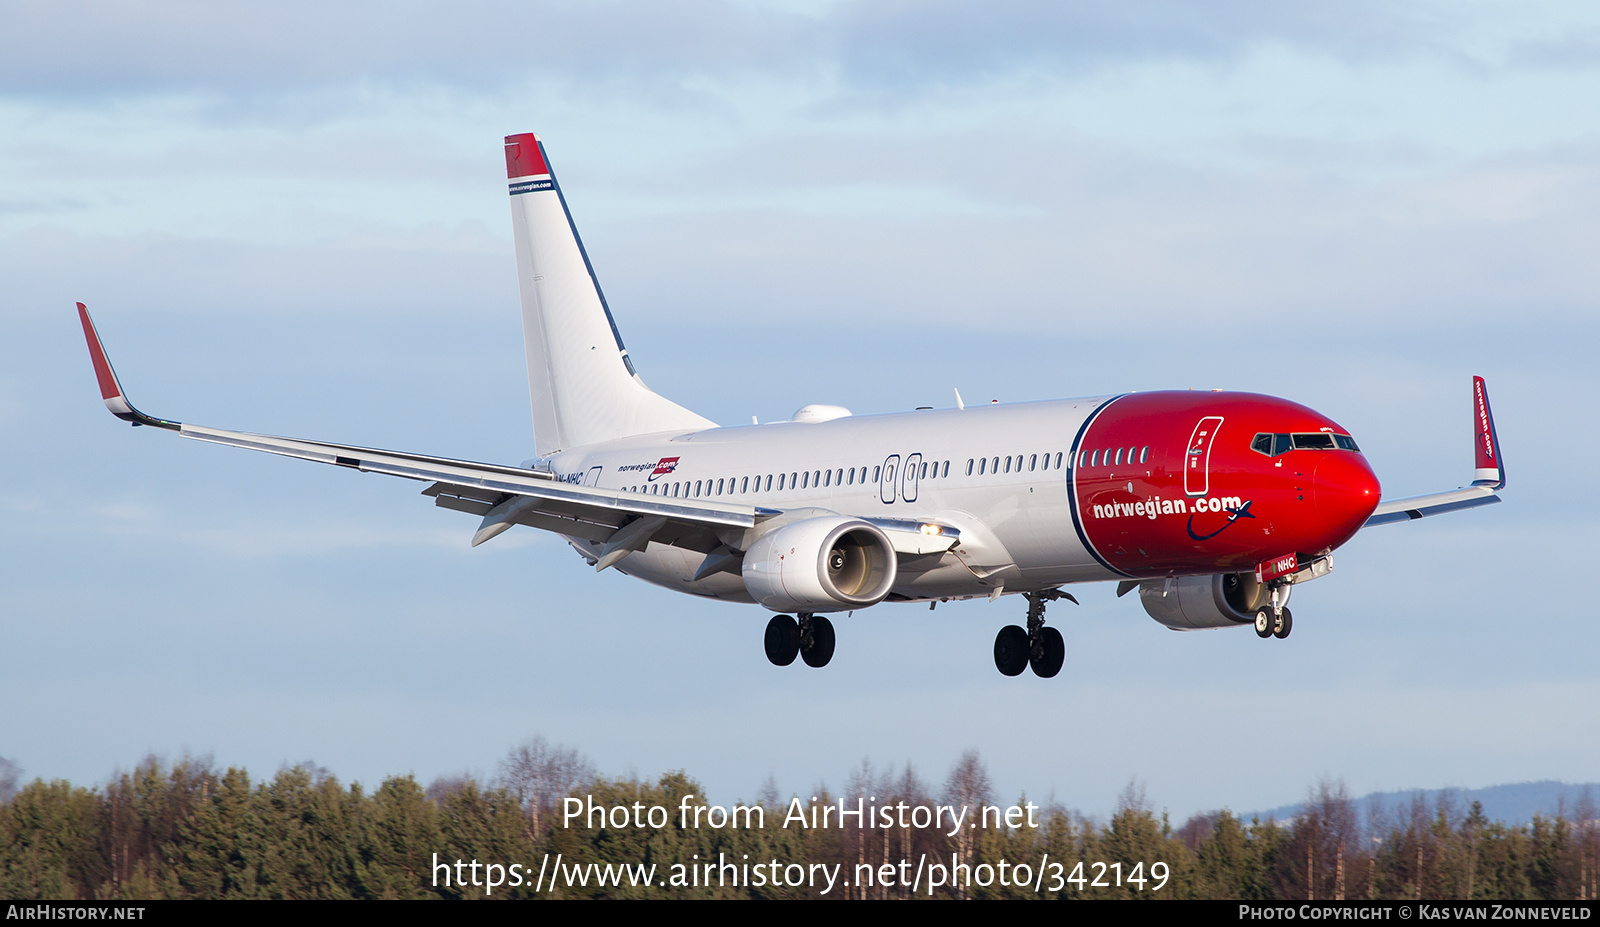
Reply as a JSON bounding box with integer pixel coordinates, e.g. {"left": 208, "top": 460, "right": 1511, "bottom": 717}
{"left": 1254, "top": 608, "right": 1274, "bottom": 639}
{"left": 800, "top": 615, "right": 835, "bottom": 668}
{"left": 1030, "top": 626, "right": 1065, "bottom": 678}
{"left": 994, "top": 625, "right": 1029, "bottom": 676}
{"left": 764, "top": 614, "right": 799, "bottom": 666}
{"left": 1272, "top": 607, "right": 1293, "bottom": 640}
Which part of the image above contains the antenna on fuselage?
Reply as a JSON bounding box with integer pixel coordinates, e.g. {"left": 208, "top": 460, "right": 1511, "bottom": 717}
{"left": 953, "top": 388, "right": 965, "bottom": 411}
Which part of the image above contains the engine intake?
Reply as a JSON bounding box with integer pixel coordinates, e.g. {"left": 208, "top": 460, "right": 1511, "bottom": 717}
{"left": 742, "top": 517, "right": 897, "bottom": 613}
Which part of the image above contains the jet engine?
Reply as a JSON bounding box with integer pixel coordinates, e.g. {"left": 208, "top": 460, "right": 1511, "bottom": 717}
{"left": 1138, "top": 573, "right": 1289, "bottom": 630}
{"left": 742, "top": 516, "right": 897, "bottom": 613}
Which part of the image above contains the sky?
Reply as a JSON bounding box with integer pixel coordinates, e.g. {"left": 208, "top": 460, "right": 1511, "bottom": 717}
{"left": 2, "top": 0, "right": 1599, "bottom": 822}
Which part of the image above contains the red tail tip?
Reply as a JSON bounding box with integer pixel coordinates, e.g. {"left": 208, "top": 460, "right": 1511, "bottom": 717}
{"left": 504, "top": 133, "right": 550, "bottom": 179}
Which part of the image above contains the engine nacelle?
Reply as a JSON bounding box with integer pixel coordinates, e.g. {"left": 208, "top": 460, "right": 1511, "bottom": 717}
{"left": 1139, "top": 573, "right": 1290, "bottom": 630}
{"left": 742, "top": 516, "right": 897, "bottom": 613}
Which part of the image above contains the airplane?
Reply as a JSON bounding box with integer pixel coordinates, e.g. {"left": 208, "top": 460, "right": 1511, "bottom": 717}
{"left": 74, "top": 132, "right": 1508, "bottom": 678}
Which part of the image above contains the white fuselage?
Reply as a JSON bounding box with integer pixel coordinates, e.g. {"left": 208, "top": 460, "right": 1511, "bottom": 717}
{"left": 544, "top": 397, "right": 1119, "bottom": 604}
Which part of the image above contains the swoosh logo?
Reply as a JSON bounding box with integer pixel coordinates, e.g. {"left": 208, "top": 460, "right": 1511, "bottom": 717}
{"left": 1186, "top": 499, "right": 1255, "bottom": 541}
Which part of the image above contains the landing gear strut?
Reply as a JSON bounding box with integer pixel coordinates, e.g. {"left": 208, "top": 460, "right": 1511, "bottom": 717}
{"left": 993, "top": 589, "right": 1074, "bottom": 677}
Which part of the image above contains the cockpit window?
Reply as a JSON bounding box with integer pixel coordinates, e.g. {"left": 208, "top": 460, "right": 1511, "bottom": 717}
{"left": 1251, "top": 432, "right": 1361, "bottom": 457}
{"left": 1292, "top": 433, "right": 1336, "bottom": 450}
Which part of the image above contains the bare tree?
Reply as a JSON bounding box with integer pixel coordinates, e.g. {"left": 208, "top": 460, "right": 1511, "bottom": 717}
{"left": 1576, "top": 788, "right": 1597, "bottom": 901}
{"left": 1117, "top": 778, "right": 1150, "bottom": 815}
{"left": 1283, "top": 778, "right": 1361, "bottom": 901}
{"left": 425, "top": 774, "right": 474, "bottom": 804}
{"left": 497, "top": 736, "right": 598, "bottom": 839}
{"left": 0, "top": 756, "right": 19, "bottom": 805}
{"left": 844, "top": 759, "right": 881, "bottom": 899}
{"left": 757, "top": 774, "right": 780, "bottom": 810}
{"left": 942, "top": 750, "right": 993, "bottom": 900}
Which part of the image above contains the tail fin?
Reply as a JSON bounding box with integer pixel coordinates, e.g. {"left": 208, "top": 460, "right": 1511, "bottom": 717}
{"left": 505, "top": 133, "right": 713, "bottom": 455}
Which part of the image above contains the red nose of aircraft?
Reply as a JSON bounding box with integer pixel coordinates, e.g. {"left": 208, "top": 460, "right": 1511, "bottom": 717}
{"left": 1311, "top": 451, "right": 1382, "bottom": 550}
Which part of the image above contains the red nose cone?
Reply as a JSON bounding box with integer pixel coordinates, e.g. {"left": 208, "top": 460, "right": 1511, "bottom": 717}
{"left": 1312, "top": 452, "right": 1381, "bottom": 550}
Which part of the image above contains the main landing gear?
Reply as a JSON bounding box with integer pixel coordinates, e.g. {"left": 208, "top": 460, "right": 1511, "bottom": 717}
{"left": 764, "top": 613, "right": 835, "bottom": 668}
{"left": 994, "top": 589, "right": 1075, "bottom": 678}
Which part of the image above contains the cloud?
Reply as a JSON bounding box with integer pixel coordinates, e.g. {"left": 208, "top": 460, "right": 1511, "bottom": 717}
{"left": 0, "top": 0, "right": 1465, "bottom": 101}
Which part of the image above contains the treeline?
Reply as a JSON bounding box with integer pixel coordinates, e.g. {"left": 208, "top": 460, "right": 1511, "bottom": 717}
{"left": 1, "top": 744, "right": 1596, "bottom": 900}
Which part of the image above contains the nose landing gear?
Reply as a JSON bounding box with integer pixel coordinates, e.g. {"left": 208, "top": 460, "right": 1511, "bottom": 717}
{"left": 1252, "top": 583, "right": 1294, "bottom": 640}
{"left": 993, "top": 589, "right": 1074, "bottom": 677}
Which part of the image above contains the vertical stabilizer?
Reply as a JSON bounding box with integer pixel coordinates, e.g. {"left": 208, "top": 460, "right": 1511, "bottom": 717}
{"left": 506, "top": 133, "right": 714, "bottom": 455}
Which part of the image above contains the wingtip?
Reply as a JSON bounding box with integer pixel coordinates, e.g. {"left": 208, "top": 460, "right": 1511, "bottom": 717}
{"left": 74, "top": 304, "right": 180, "bottom": 430}
{"left": 1471, "top": 375, "right": 1505, "bottom": 490}
{"left": 75, "top": 302, "right": 125, "bottom": 403}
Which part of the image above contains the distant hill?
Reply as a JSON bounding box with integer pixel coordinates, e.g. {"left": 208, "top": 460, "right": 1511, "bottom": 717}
{"left": 1252, "top": 781, "right": 1599, "bottom": 827}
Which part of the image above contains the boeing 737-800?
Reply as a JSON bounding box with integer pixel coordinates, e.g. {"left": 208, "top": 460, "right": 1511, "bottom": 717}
{"left": 75, "top": 132, "right": 1507, "bottom": 677}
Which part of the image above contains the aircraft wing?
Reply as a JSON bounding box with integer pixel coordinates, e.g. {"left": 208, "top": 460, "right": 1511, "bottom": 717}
{"left": 75, "top": 304, "right": 760, "bottom": 557}
{"left": 1363, "top": 375, "right": 1506, "bottom": 528}
{"left": 1364, "top": 485, "right": 1499, "bottom": 526}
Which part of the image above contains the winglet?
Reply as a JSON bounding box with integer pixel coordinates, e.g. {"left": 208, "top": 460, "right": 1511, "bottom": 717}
{"left": 1471, "top": 375, "right": 1505, "bottom": 489}
{"left": 75, "top": 303, "right": 180, "bottom": 430}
